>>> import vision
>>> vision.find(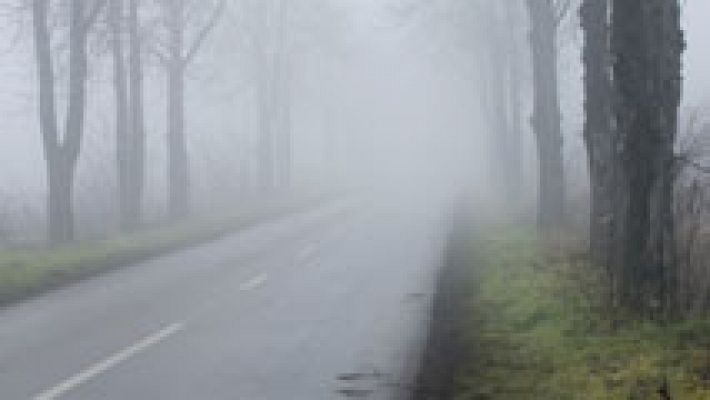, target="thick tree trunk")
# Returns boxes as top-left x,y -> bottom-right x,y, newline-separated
47,157 -> 76,243
581,0 -> 617,270
33,0 -> 94,245
611,0 -> 683,315
526,0 -> 566,231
